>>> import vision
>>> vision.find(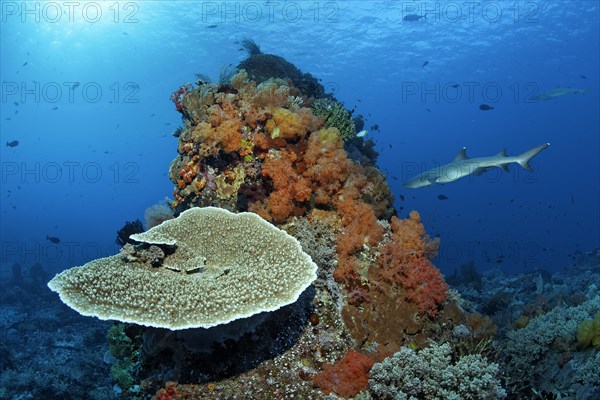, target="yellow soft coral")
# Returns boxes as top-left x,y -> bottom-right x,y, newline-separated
266,108 -> 306,140
577,311 -> 600,349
